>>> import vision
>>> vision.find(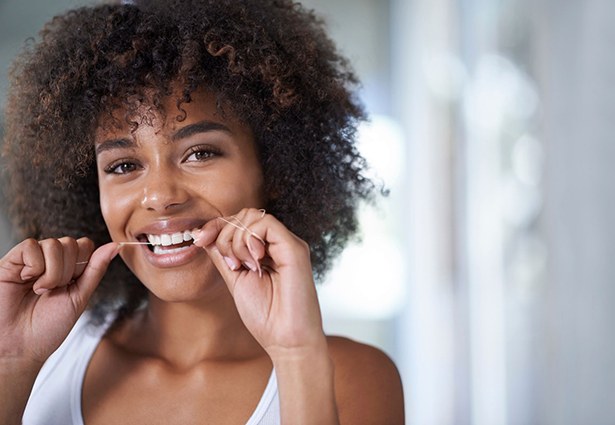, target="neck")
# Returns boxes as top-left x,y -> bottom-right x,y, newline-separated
114,285 -> 266,369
